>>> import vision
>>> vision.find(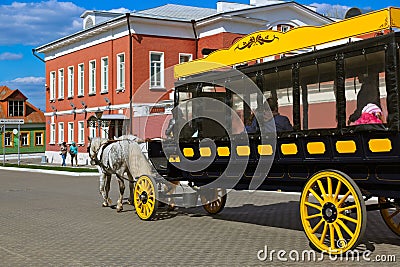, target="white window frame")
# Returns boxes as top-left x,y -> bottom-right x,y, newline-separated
58,122 -> 64,144
89,125 -> 96,138
49,71 -> 56,101
89,60 -> 96,95
35,132 -> 43,146
50,123 -> 56,144
20,132 -> 29,146
281,25 -> 290,32
179,53 -> 192,64
117,53 -> 125,90
101,126 -> 108,139
78,121 -> 85,144
150,51 -> 164,89
58,68 -> 64,99
67,66 -> 74,98
78,63 -> 84,96
67,122 -> 74,144
101,57 -> 109,93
